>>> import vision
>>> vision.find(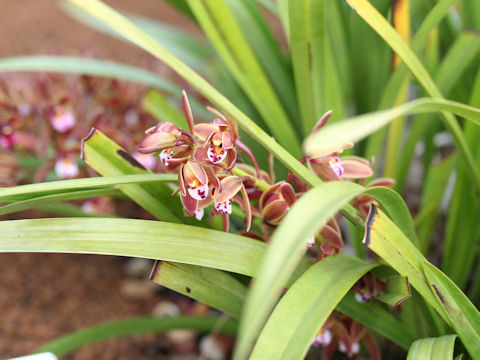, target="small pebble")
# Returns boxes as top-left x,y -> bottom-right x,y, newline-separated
151,301 -> 181,317
199,335 -> 225,360
120,279 -> 157,300
167,330 -> 196,345
125,258 -> 153,278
